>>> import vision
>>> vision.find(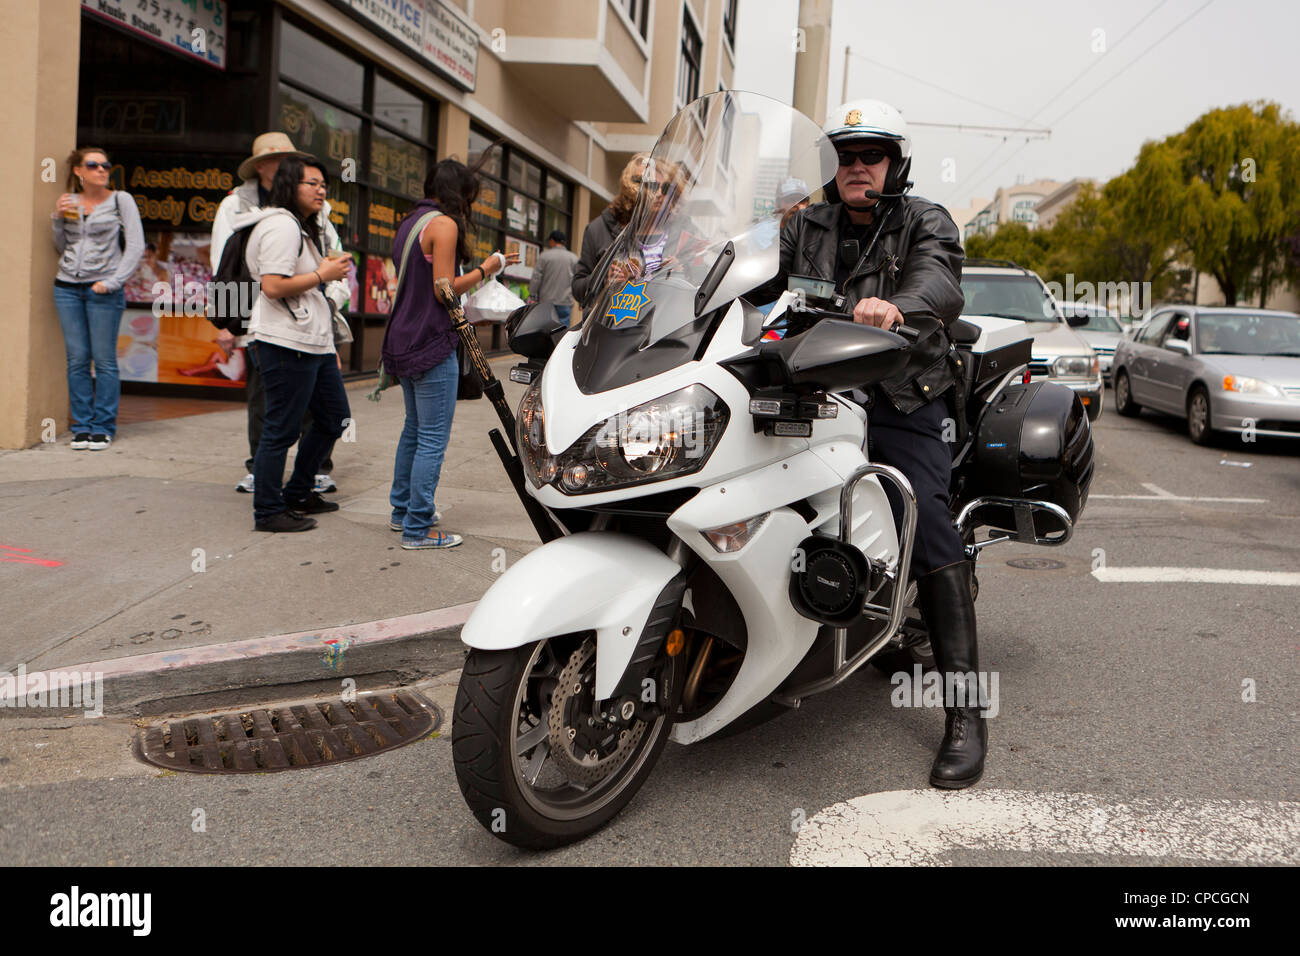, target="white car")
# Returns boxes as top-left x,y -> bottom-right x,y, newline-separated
960,260 -> 1104,420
